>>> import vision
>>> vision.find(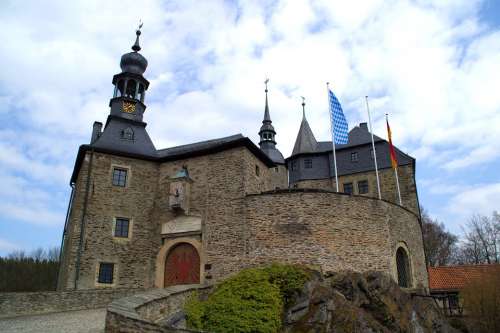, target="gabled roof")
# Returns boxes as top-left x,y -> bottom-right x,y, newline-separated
70,133 -> 275,184
428,264 -> 500,291
292,117 -> 318,155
